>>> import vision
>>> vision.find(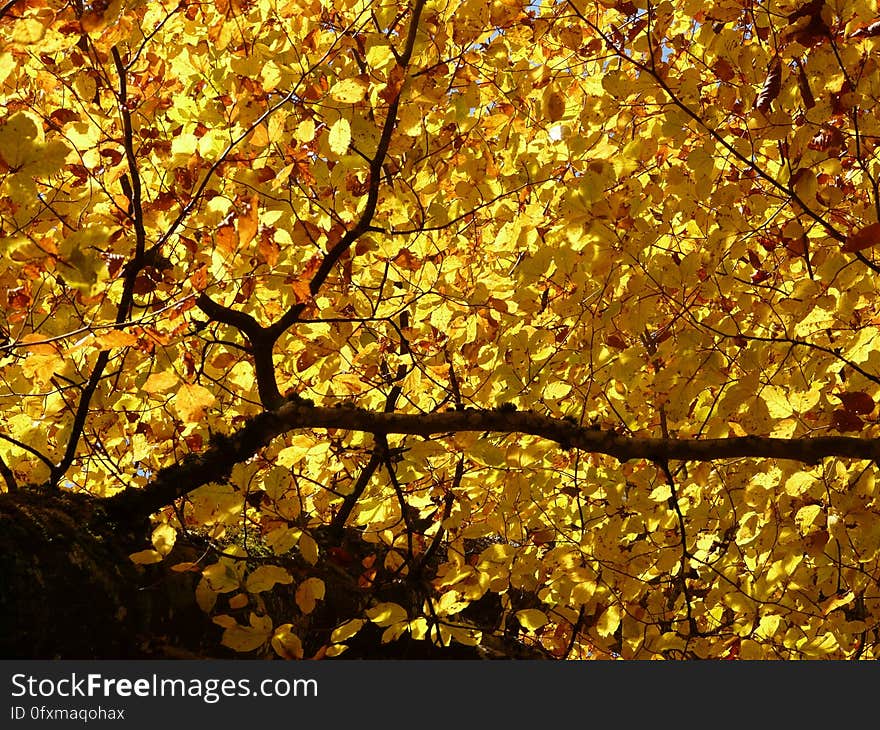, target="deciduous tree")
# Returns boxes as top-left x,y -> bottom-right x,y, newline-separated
2,0 -> 880,659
